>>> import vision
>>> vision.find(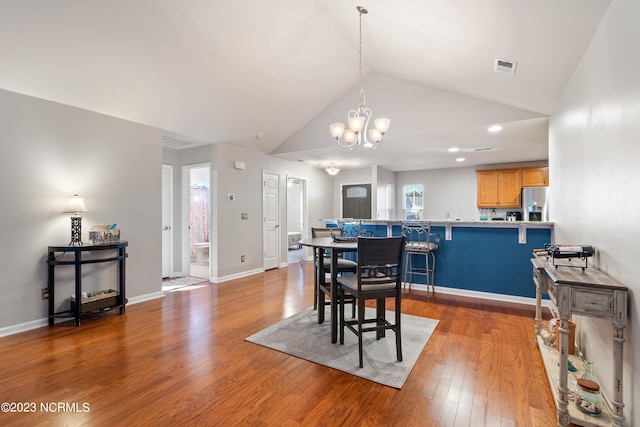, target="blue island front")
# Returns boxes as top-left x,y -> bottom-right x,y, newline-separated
324,220 -> 553,300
